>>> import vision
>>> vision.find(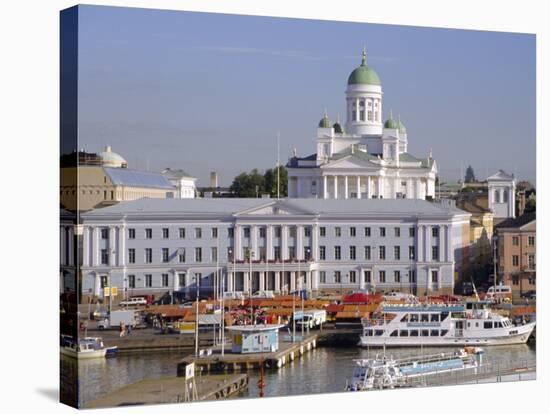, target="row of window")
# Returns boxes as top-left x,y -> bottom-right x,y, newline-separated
100,273 -> 202,289
320,245 -> 440,261
510,254 -> 536,268
511,235 -> 536,246
364,329 -> 449,337
319,269 -> 430,284
99,225 -> 441,241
